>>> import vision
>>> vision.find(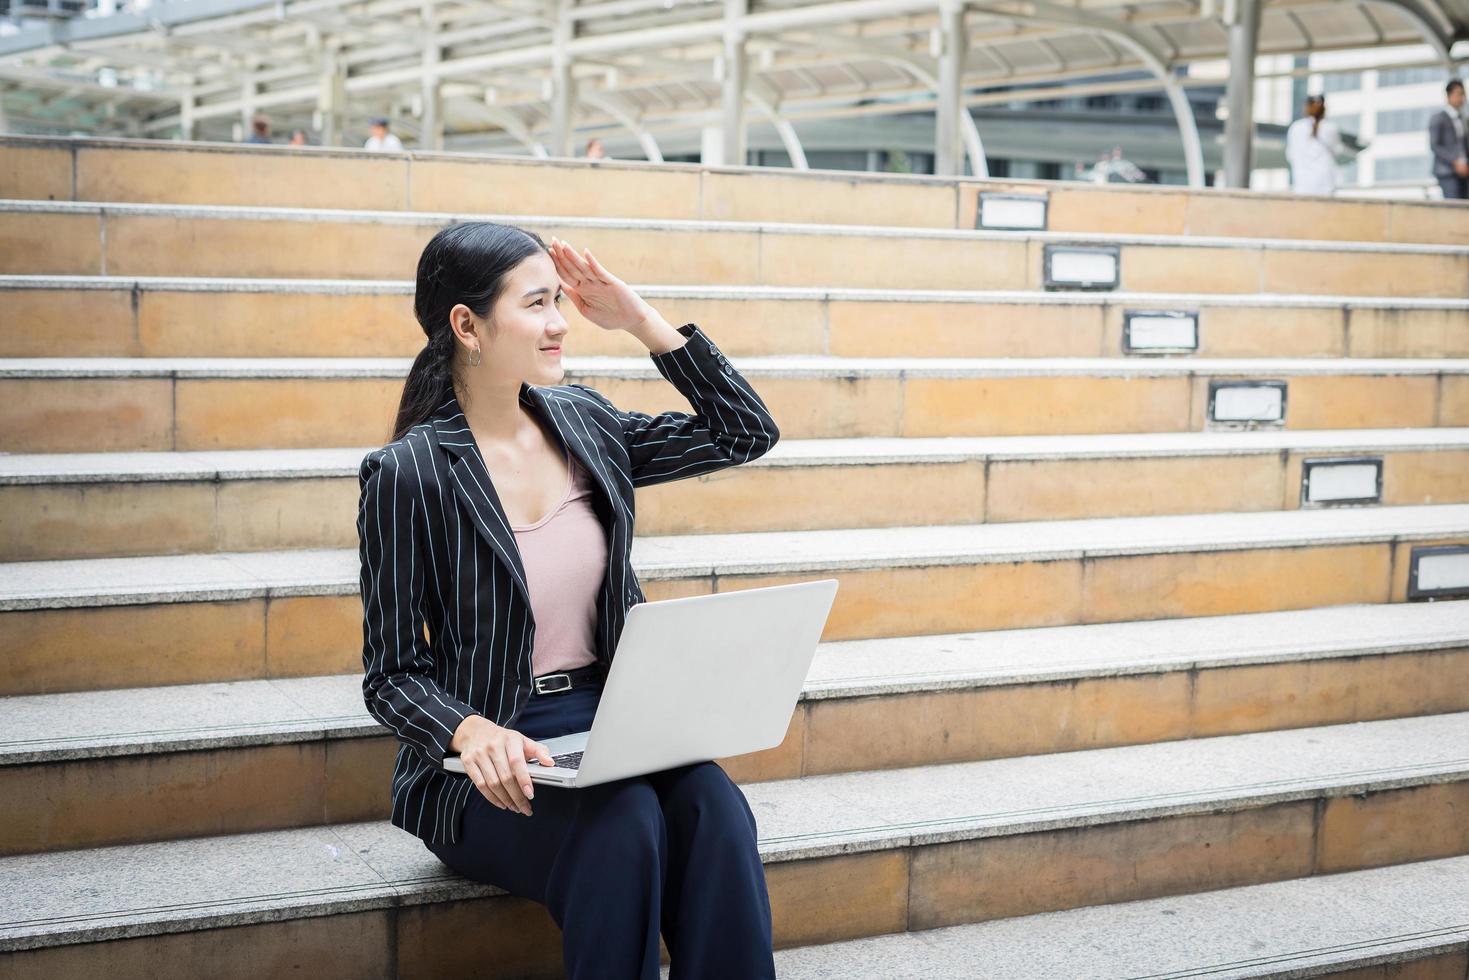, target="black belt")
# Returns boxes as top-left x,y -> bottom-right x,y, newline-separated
531,663 -> 605,696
